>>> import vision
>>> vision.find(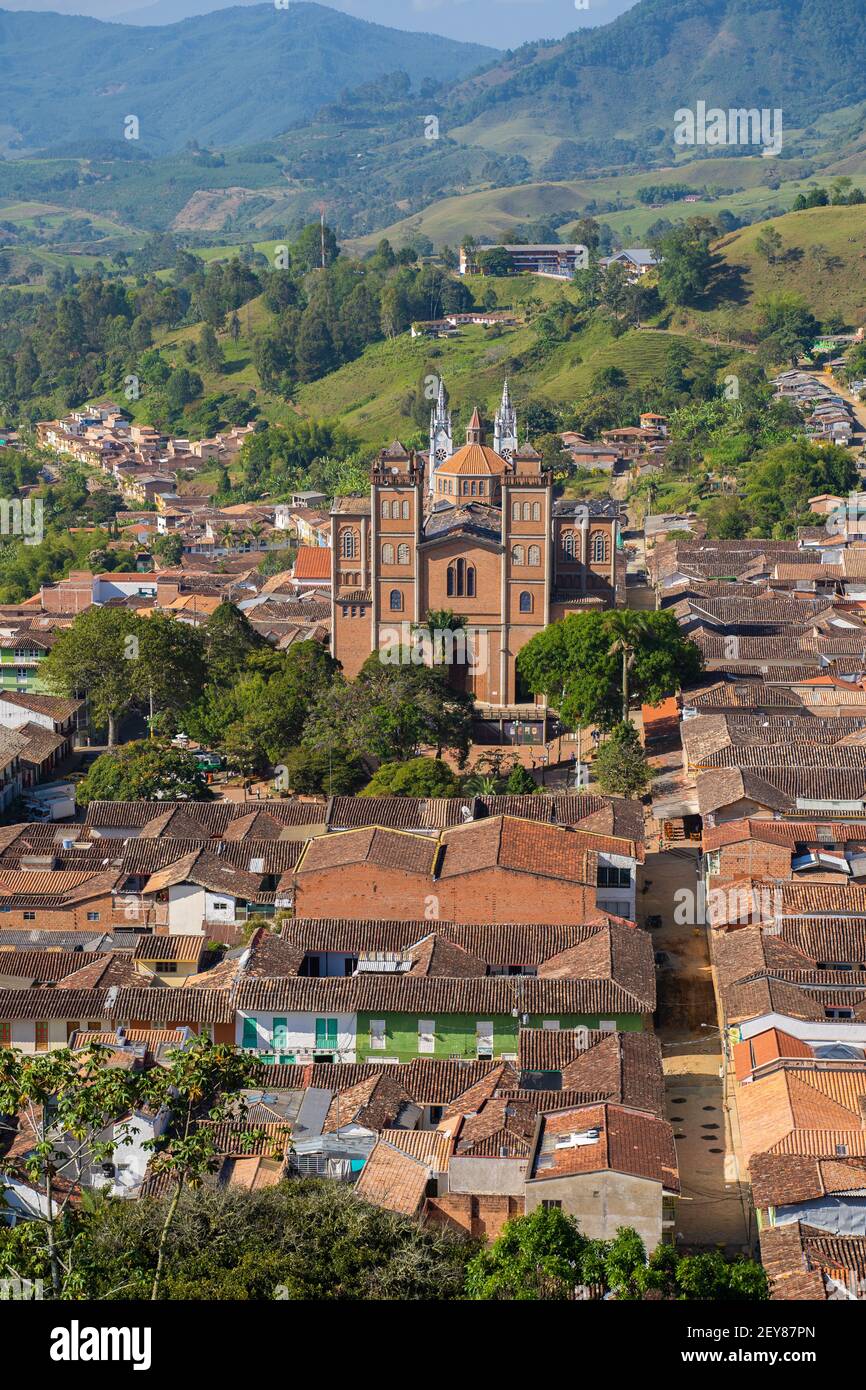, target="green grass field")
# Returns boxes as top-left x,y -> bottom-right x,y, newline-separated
677,202 -> 866,336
